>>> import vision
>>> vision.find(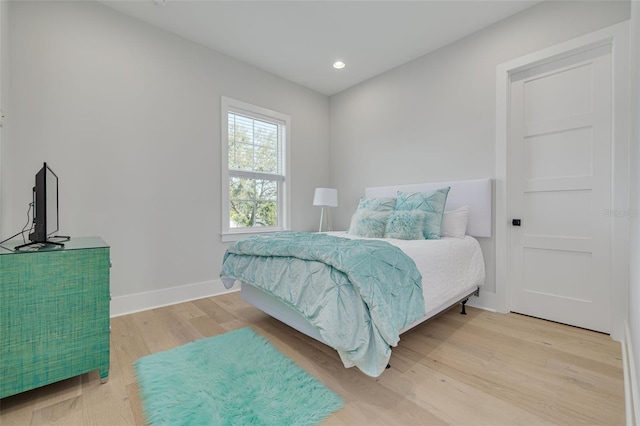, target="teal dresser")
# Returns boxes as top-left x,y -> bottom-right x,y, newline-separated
0,237 -> 110,399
